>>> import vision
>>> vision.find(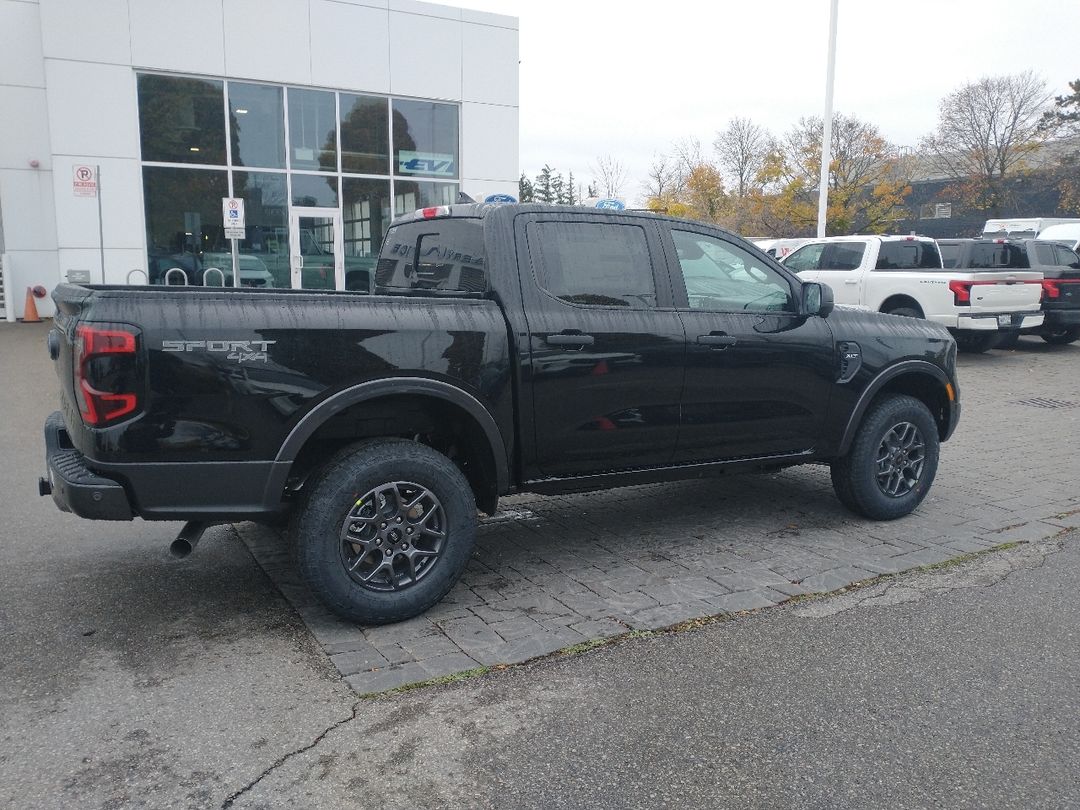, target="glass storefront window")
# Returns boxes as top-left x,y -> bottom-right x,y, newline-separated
138,75 -> 226,165
291,174 -> 338,207
340,94 -> 389,175
342,179 -> 391,291
393,180 -> 457,216
230,172 -> 289,288
392,100 -> 459,178
229,83 -> 285,169
288,88 -> 336,172
142,167 -> 229,284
